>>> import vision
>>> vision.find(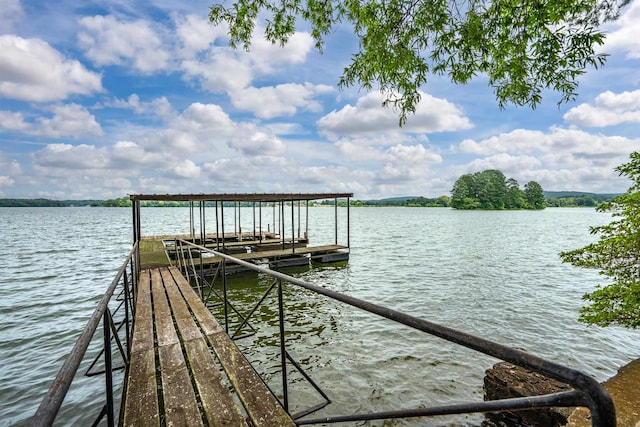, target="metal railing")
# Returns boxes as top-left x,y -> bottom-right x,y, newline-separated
174,239 -> 616,426
29,243 -> 138,427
